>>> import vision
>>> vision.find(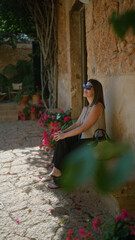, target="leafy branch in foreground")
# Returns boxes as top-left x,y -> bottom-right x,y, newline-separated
109,10 -> 135,39
61,141 -> 134,193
